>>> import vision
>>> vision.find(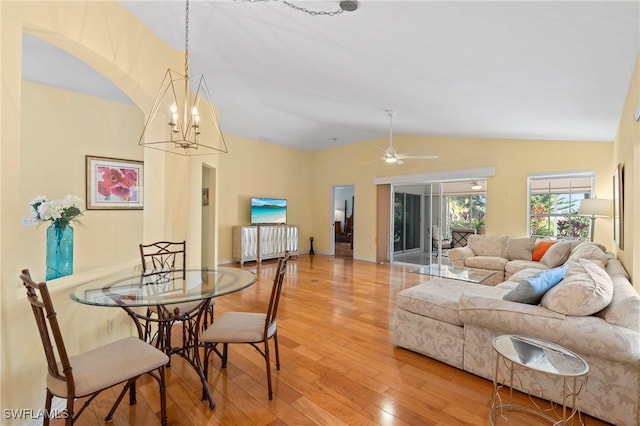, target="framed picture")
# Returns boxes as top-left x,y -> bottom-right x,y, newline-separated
613,163 -> 624,249
86,156 -> 144,210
